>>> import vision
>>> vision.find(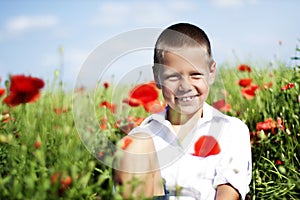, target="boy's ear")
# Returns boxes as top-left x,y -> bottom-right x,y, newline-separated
208,61 -> 216,85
